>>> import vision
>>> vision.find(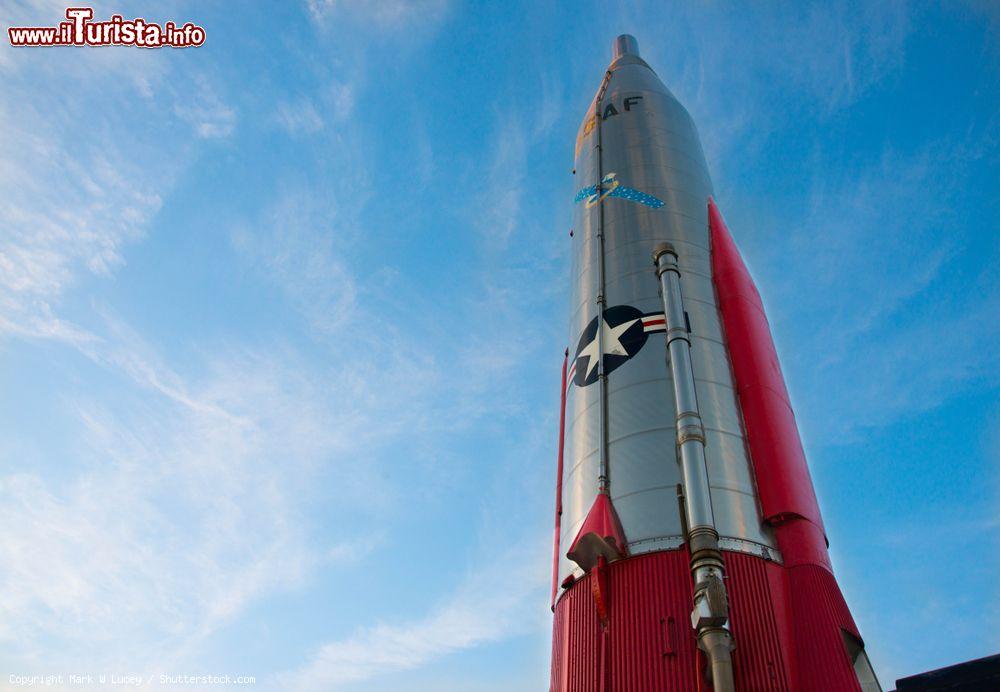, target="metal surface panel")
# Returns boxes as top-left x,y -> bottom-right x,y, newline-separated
681,299 -> 726,344
607,380 -> 674,437
702,436 -> 757,498
604,255 -> 715,298
696,381 -> 745,437
612,485 -> 684,547
689,337 -> 740,388
599,193 -> 712,244
564,390 -> 599,450
558,40 -> 775,592
709,487 -> 771,545
560,454 -> 600,538
606,429 -> 680,499
601,235 -> 714,276
604,256 -> 716,307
